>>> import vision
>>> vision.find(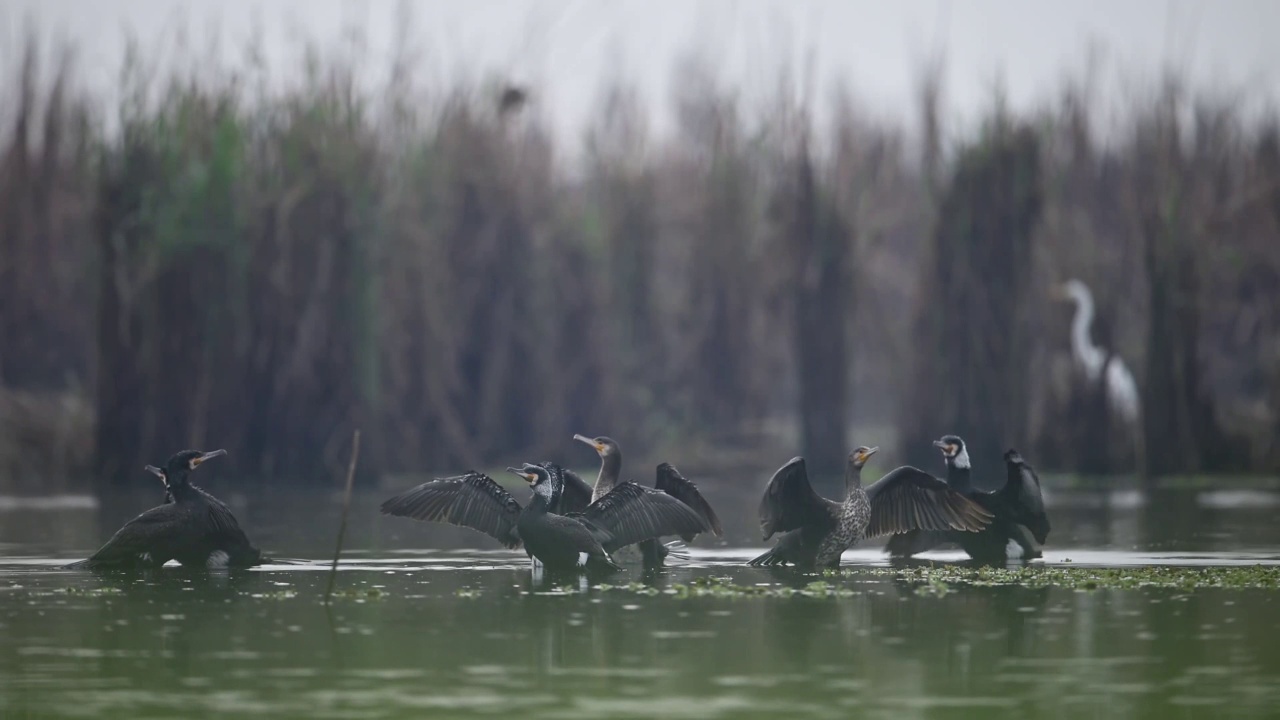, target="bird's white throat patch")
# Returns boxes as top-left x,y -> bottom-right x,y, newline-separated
952,448 -> 971,470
